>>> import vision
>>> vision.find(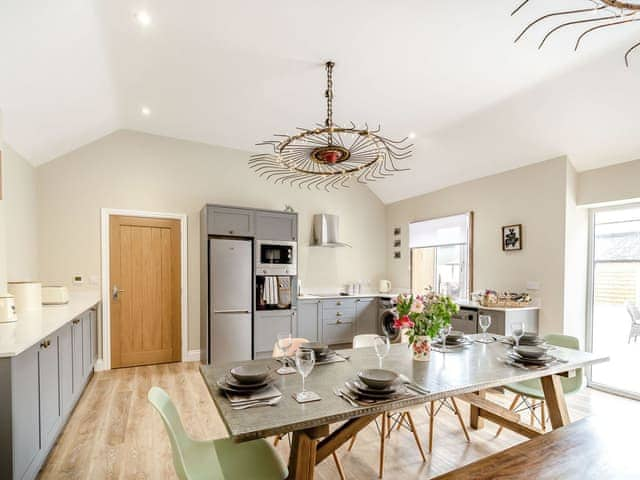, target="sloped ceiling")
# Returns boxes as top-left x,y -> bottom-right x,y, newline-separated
1,0 -> 640,203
